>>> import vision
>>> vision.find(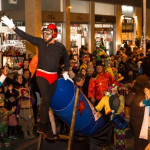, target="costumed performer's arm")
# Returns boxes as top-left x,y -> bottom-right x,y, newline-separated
0,107 -> 16,119
16,103 -> 21,115
105,67 -> 114,77
88,77 -> 96,103
139,99 -> 150,107
1,16 -> 40,47
125,90 -> 135,106
61,45 -> 69,72
95,96 -> 111,114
